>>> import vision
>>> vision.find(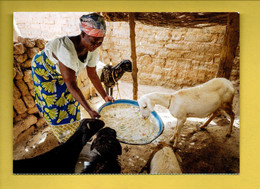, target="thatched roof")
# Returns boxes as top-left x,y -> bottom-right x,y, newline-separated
102,12 -> 230,28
